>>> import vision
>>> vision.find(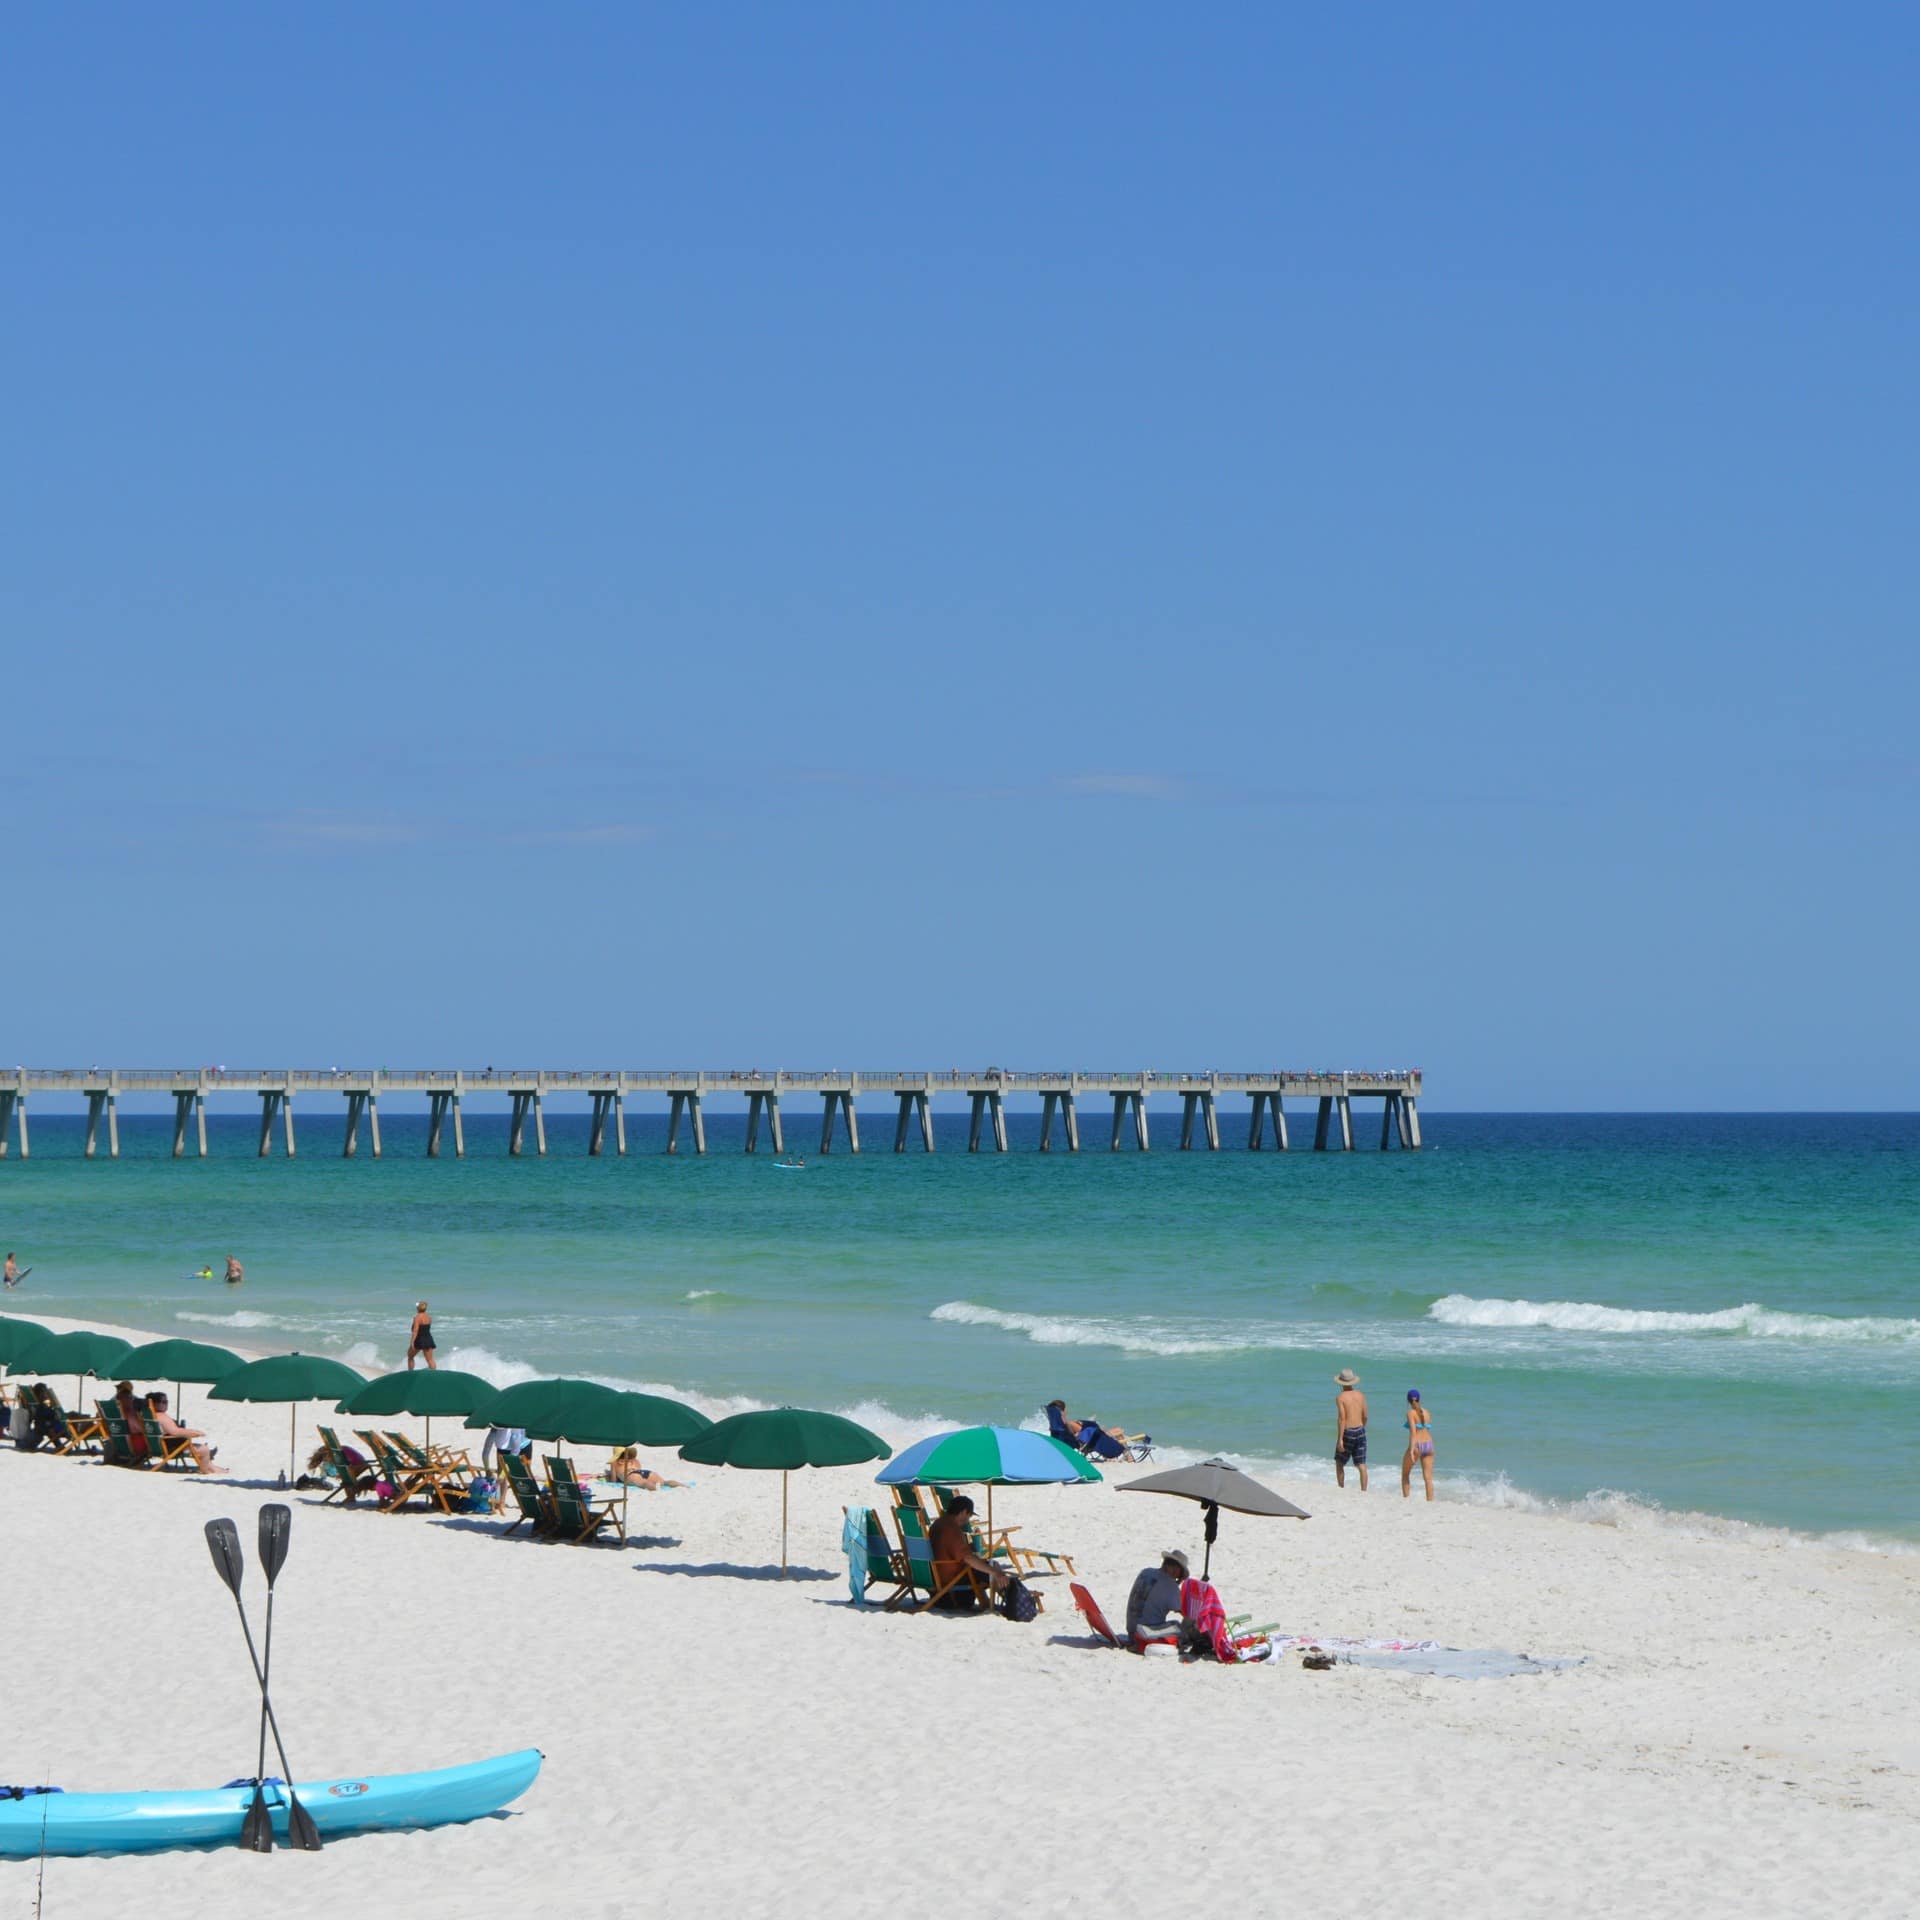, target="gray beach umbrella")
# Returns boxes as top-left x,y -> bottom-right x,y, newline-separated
1115,1457 -> 1309,1577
